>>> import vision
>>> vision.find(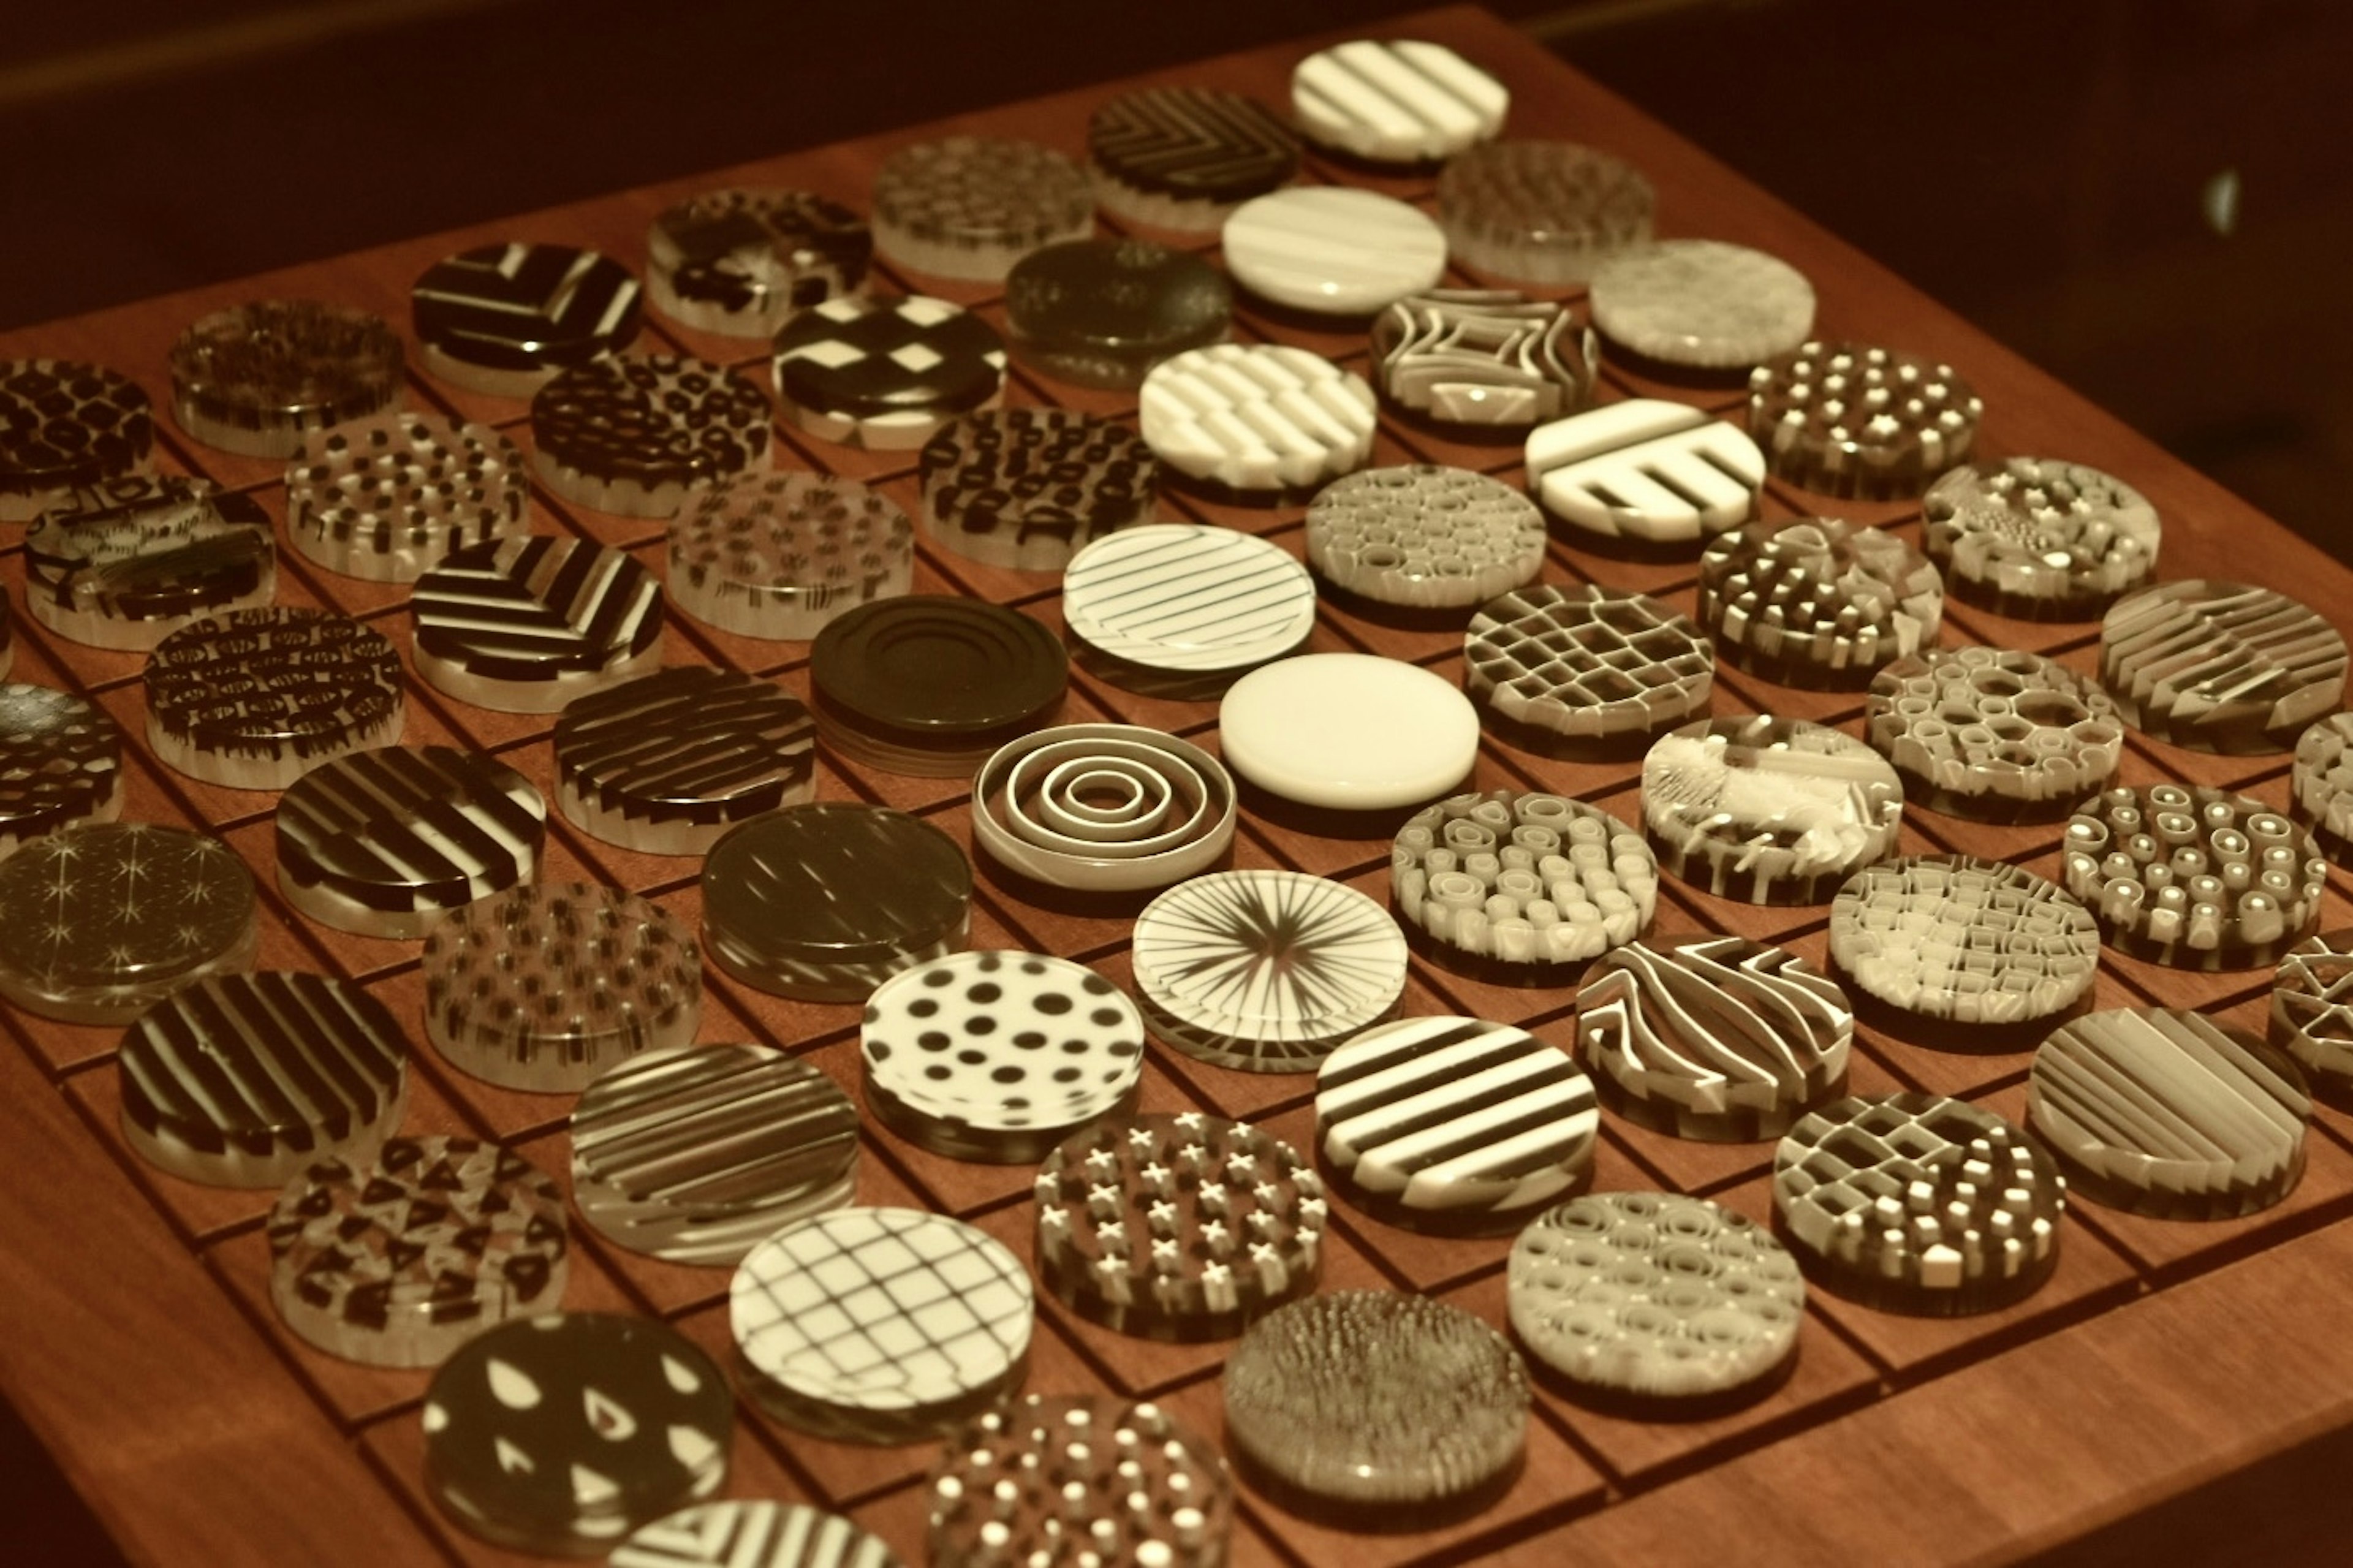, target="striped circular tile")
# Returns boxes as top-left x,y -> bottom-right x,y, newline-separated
2099,580 -> 2347,756
572,1044 -> 859,1267
411,534 -> 665,714
1061,524 -> 1314,697
1137,344 -> 1376,498
1088,86 -> 1300,233
616,1502 -> 902,1568
1290,38 -> 1508,165
553,665 -> 816,857
1315,1016 -> 1596,1233
1221,187 -> 1447,316
410,241 -> 643,398
119,971 -> 409,1189
275,744 -> 547,940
